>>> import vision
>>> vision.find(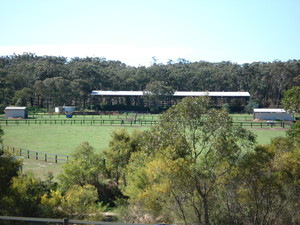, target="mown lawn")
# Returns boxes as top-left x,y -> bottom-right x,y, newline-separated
2,125 -> 147,155
252,128 -> 287,144
1,124 -> 288,180
2,124 -> 287,155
